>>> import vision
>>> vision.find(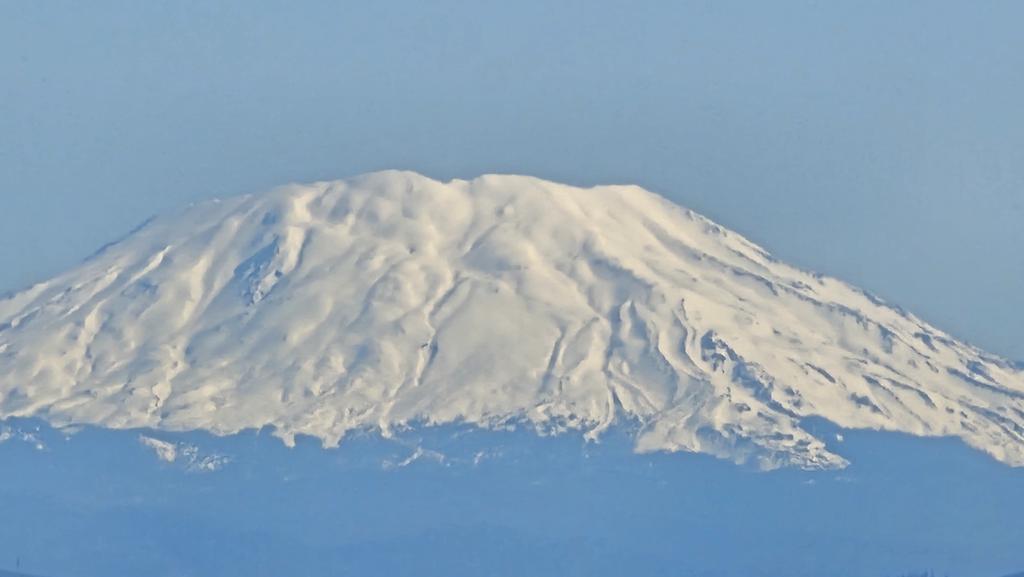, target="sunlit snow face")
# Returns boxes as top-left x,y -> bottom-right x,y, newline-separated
1,171 -> 1023,471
